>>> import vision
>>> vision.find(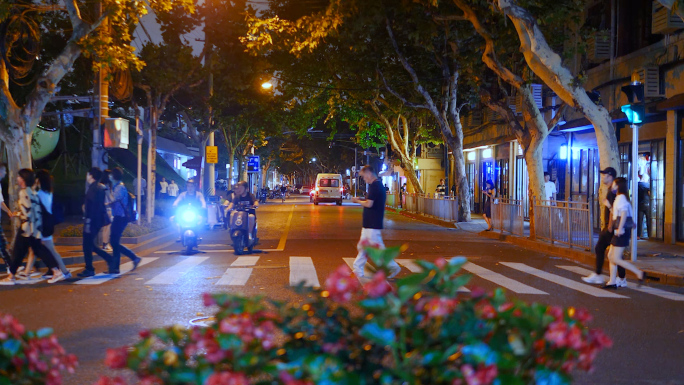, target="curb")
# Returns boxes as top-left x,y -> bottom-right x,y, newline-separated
386,207 -> 458,229
478,230 -> 684,287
